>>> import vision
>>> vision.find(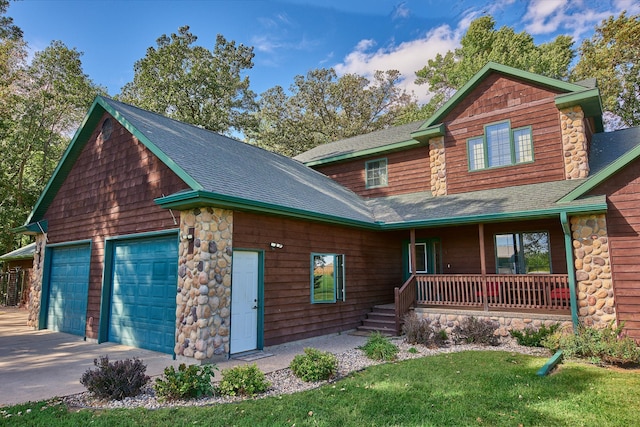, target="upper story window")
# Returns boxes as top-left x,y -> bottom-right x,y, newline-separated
365,158 -> 388,188
468,121 -> 533,171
